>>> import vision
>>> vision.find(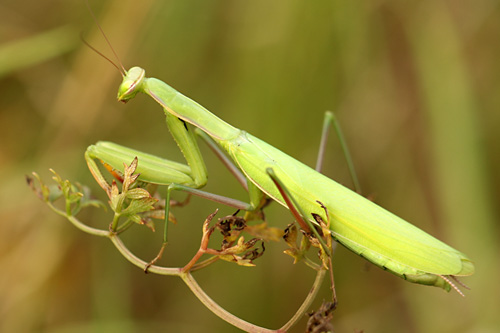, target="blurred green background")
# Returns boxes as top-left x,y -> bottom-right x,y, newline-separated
1,0 -> 498,332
